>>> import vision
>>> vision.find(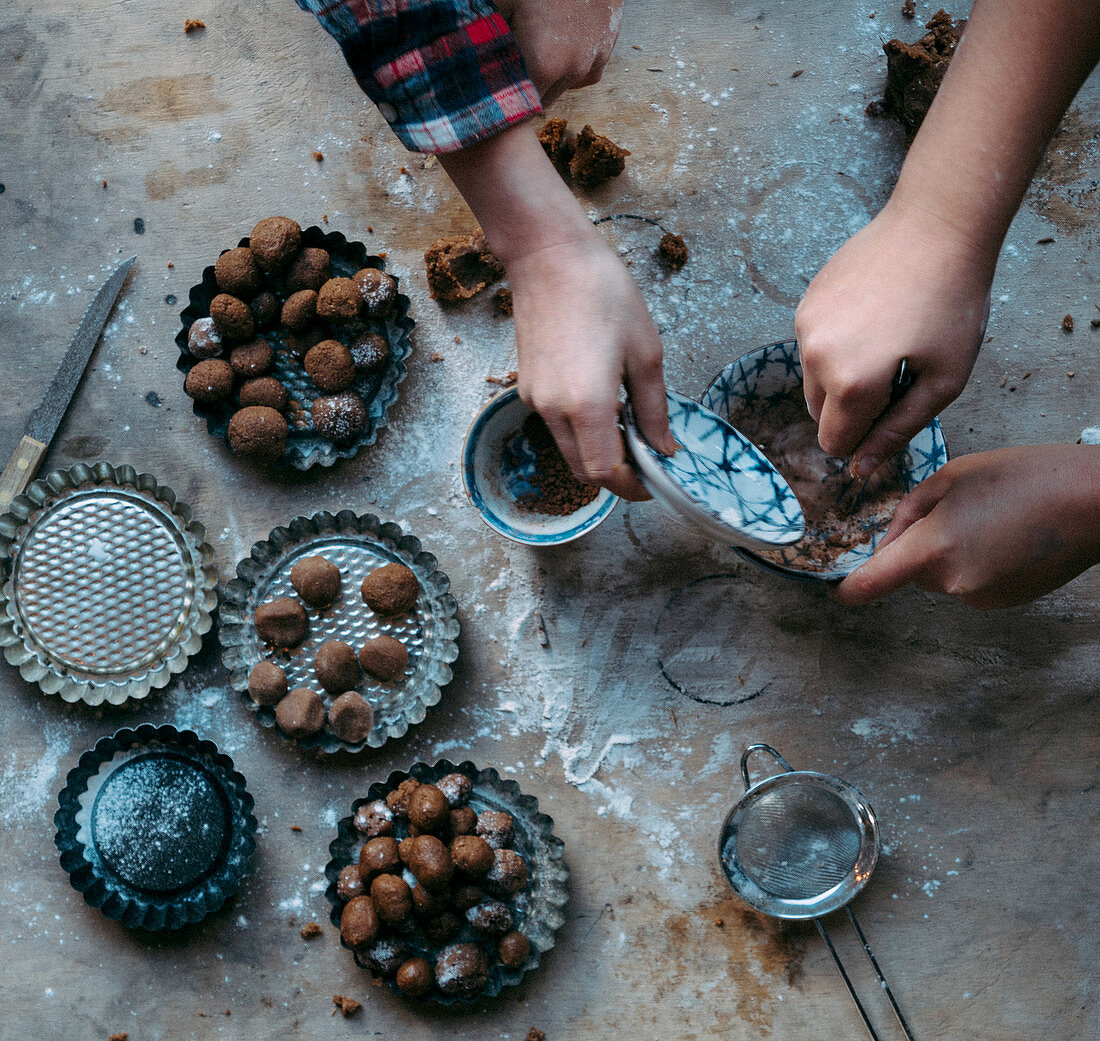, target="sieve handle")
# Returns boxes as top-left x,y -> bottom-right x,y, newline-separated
740,743 -> 794,791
